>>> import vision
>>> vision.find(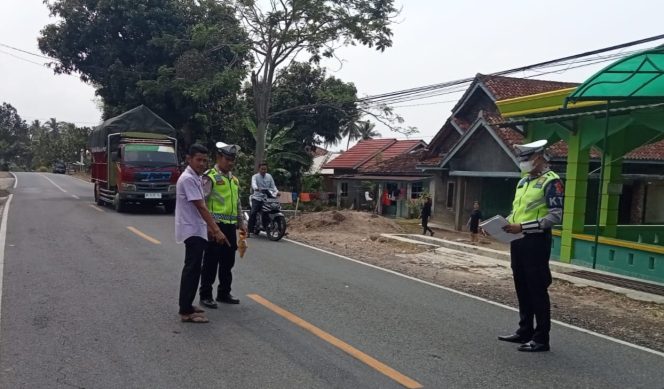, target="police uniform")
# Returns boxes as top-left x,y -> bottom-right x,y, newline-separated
501,140 -> 564,351
199,143 -> 245,306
